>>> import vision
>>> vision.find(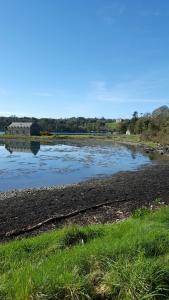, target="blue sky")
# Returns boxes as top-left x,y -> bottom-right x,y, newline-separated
0,0 -> 169,118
